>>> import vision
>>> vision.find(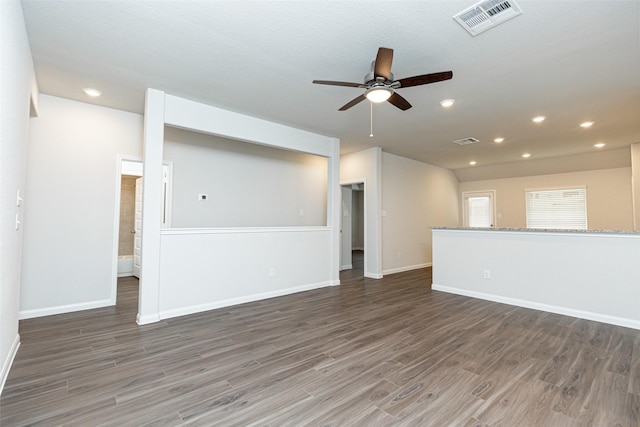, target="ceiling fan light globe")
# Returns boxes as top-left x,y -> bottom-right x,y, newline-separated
366,87 -> 393,103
